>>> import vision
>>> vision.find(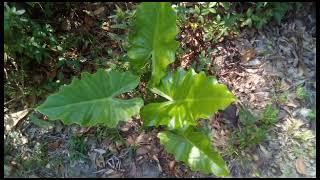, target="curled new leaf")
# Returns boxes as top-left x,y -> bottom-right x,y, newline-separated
128,2 -> 179,86
141,68 -> 235,129
158,127 -> 229,177
37,69 -> 143,127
